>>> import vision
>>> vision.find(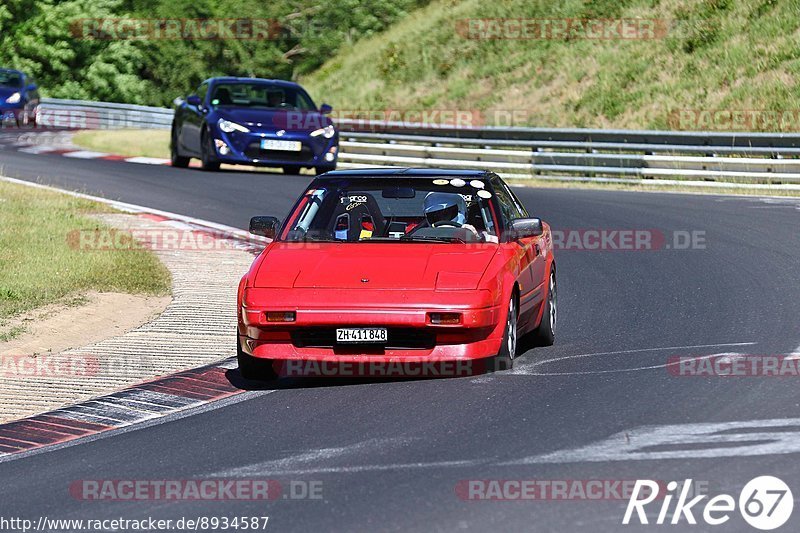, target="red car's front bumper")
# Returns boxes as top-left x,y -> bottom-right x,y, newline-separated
238,288 -> 506,363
